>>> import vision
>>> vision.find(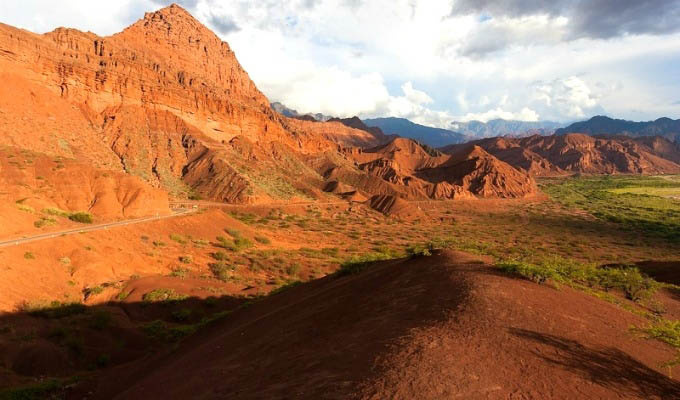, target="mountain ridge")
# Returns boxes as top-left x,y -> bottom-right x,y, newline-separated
556,115 -> 680,142
363,117 -> 468,147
